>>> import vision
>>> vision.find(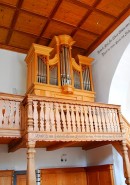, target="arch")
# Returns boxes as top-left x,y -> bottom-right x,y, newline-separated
109,43 -> 130,122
